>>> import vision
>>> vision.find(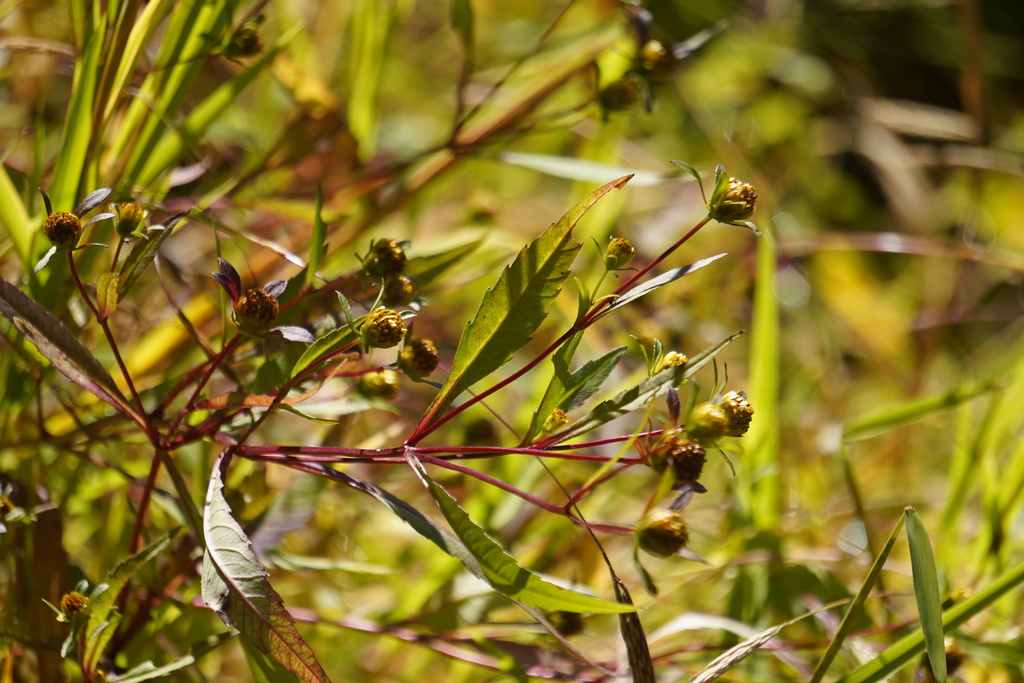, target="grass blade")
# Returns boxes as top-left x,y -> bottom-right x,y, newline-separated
905,506 -> 946,682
